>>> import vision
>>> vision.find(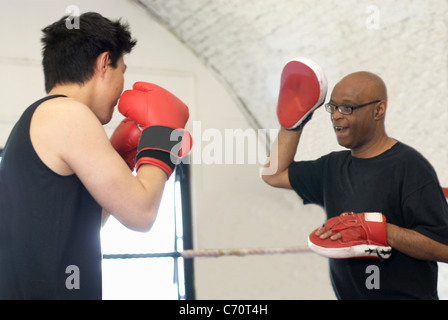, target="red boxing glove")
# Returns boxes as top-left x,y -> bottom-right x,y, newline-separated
308,212 -> 392,260
118,82 -> 192,178
277,57 -> 328,130
110,118 -> 141,169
